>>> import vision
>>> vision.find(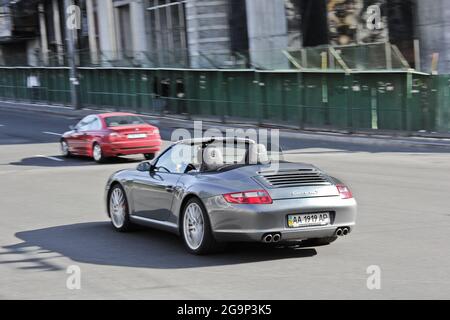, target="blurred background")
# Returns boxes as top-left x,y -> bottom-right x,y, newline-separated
0,0 -> 449,134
